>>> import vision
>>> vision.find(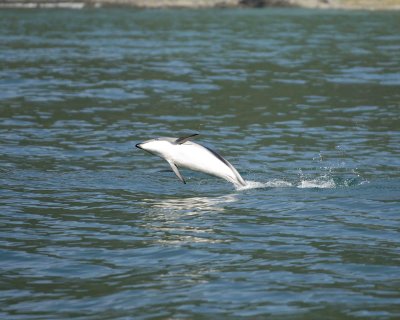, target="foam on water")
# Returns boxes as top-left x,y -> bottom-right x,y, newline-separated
236,179 -> 293,191
297,177 -> 336,189
237,173 -> 367,191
